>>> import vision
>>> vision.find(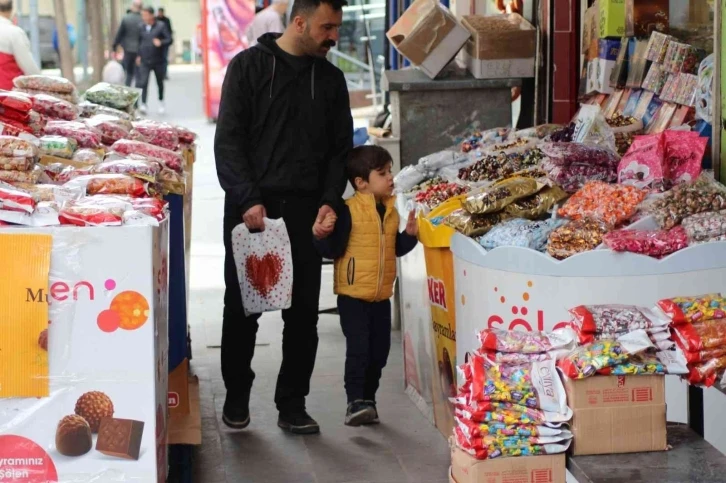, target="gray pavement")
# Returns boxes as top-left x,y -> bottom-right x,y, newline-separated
159,66 -> 451,483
